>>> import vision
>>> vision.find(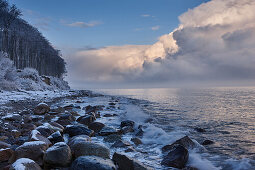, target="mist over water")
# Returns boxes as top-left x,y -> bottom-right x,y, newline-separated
96,87 -> 255,169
